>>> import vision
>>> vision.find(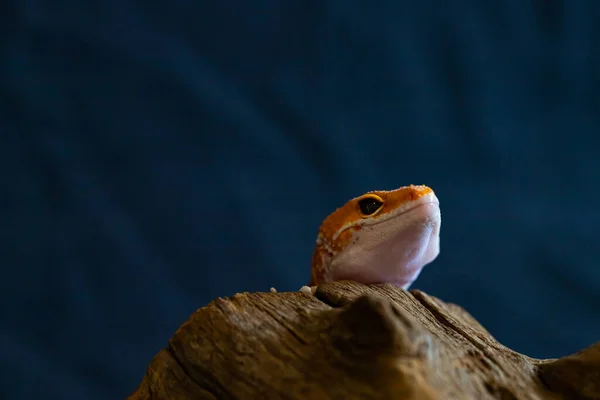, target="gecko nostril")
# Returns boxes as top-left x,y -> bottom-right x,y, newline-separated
358,196 -> 383,216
